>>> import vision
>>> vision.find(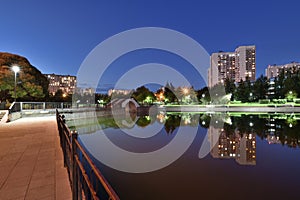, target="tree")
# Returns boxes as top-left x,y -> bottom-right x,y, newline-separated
283,75 -> 298,98
224,78 -> 236,101
95,93 -> 111,104
285,90 -> 297,102
0,52 -> 49,102
274,70 -> 285,99
164,82 -> 178,103
132,86 -> 155,104
235,79 -> 250,102
197,87 -> 210,104
53,89 -> 64,102
176,86 -> 198,104
224,78 -> 236,95
155,88 -> 165,102
209,83 -> 226,104
253,75 -> 268,100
